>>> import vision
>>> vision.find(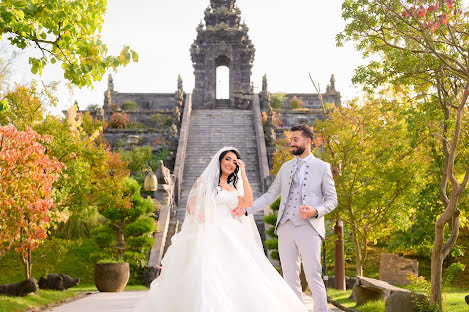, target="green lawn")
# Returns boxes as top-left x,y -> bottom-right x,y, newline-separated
327,287 -> 469,312
0,284 -> 148,312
